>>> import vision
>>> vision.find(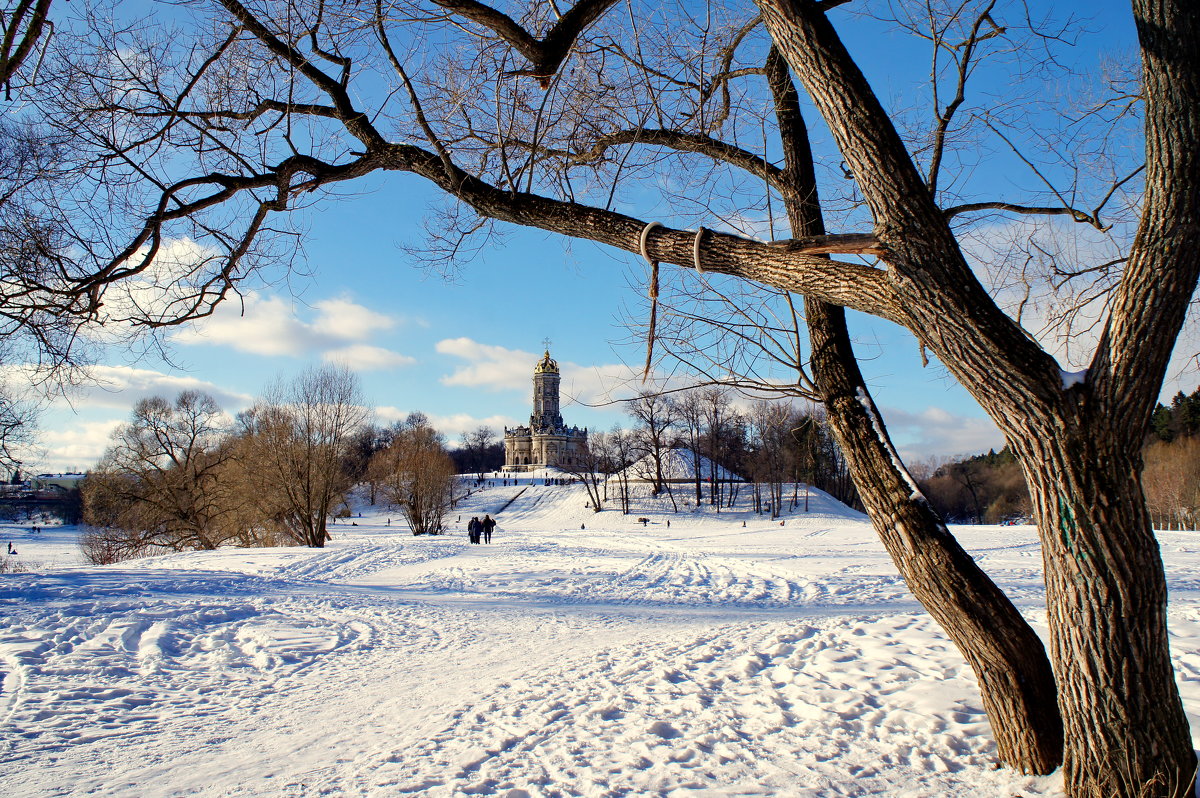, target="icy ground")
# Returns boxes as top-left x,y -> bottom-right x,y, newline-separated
5,478 -> 1200,797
